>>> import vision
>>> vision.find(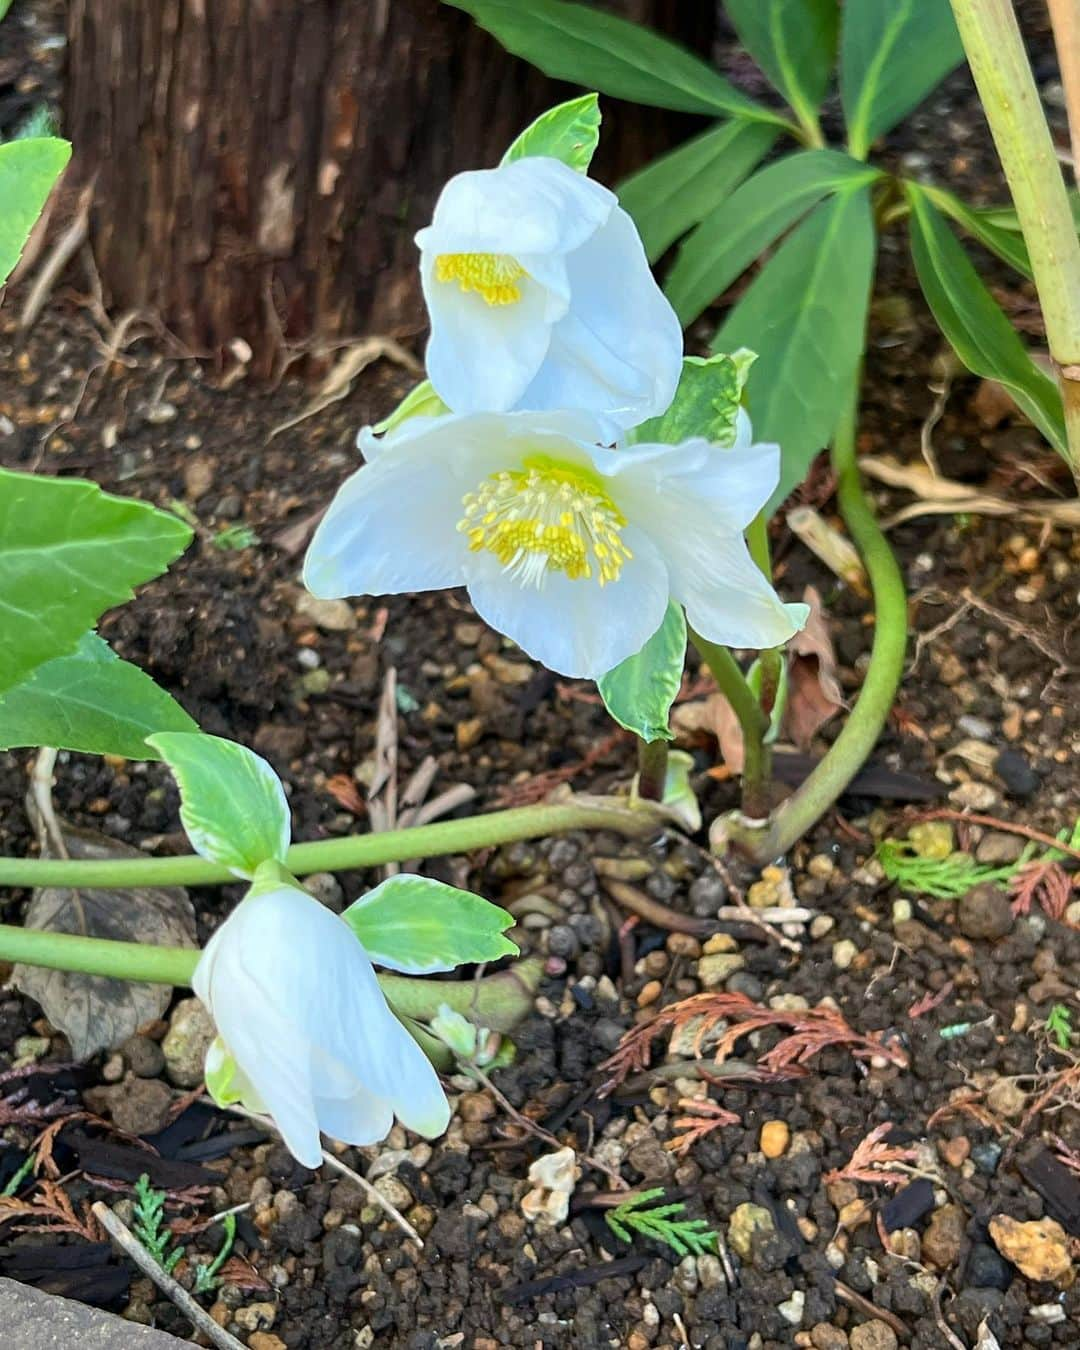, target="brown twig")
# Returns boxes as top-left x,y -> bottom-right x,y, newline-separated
833,1281 -> 910,1340
601,878 -> 715,937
